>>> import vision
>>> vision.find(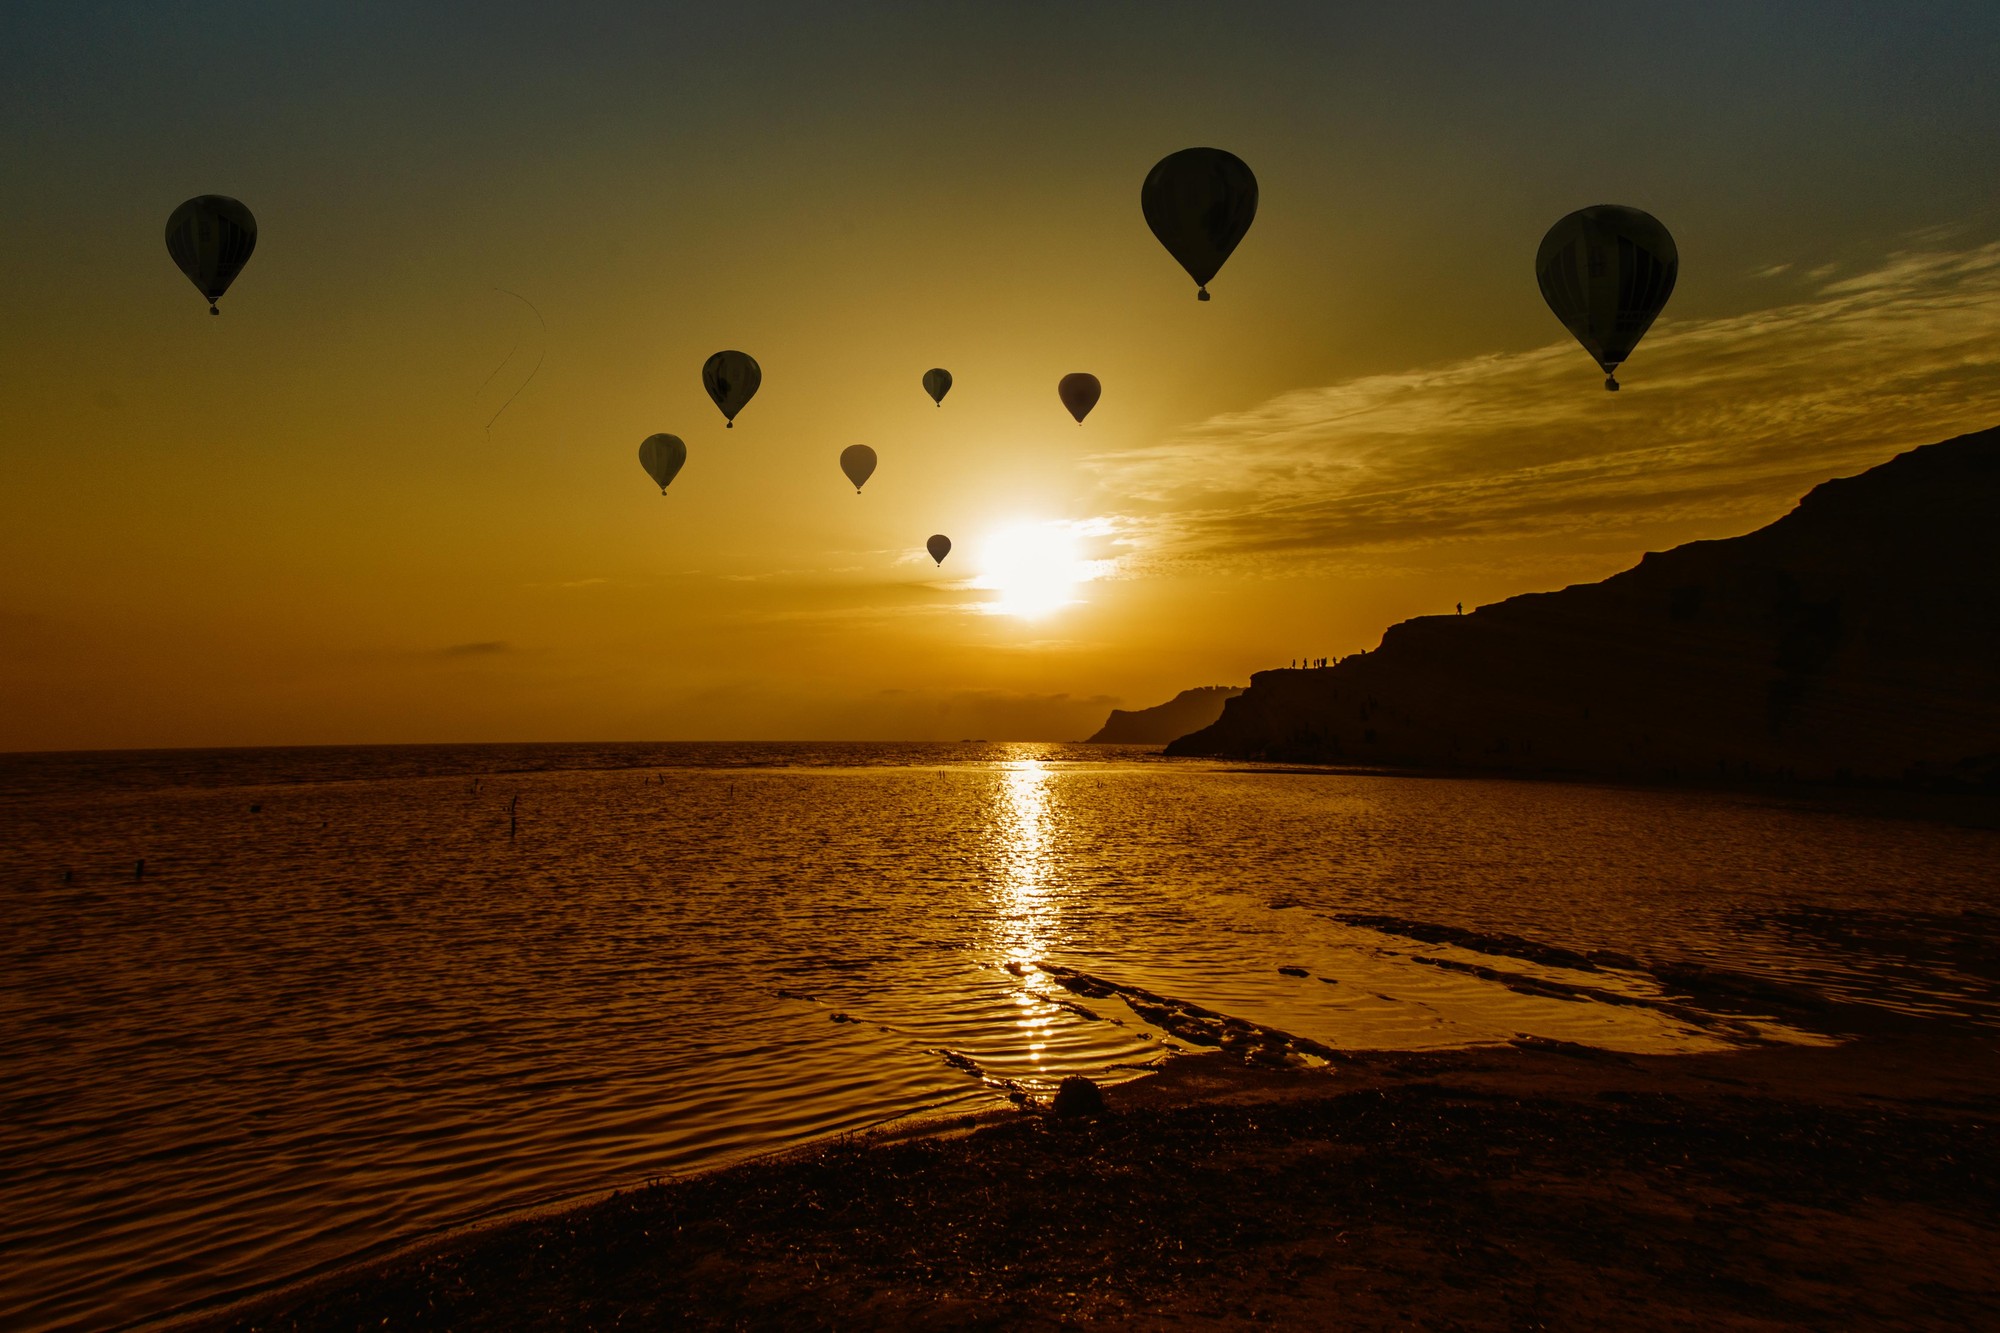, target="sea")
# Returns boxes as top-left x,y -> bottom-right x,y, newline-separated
2,742 -> 1997,1331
